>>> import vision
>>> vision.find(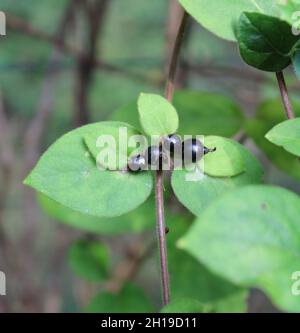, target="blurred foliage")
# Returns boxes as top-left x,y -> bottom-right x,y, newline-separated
2,0 -> 300,314
246,98 -> 300,180
265,118 -> 300,156
168,217 -> 248,312
68,239 -> 109,282
172,141 -> 263,216
110,90 -> 244,137
85,283 -> 154,313
161,298 -> 206,313
179,185 -> 300,312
